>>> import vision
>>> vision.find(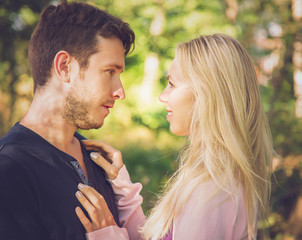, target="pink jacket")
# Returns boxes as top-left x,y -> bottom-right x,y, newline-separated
86,165 -> 250,240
